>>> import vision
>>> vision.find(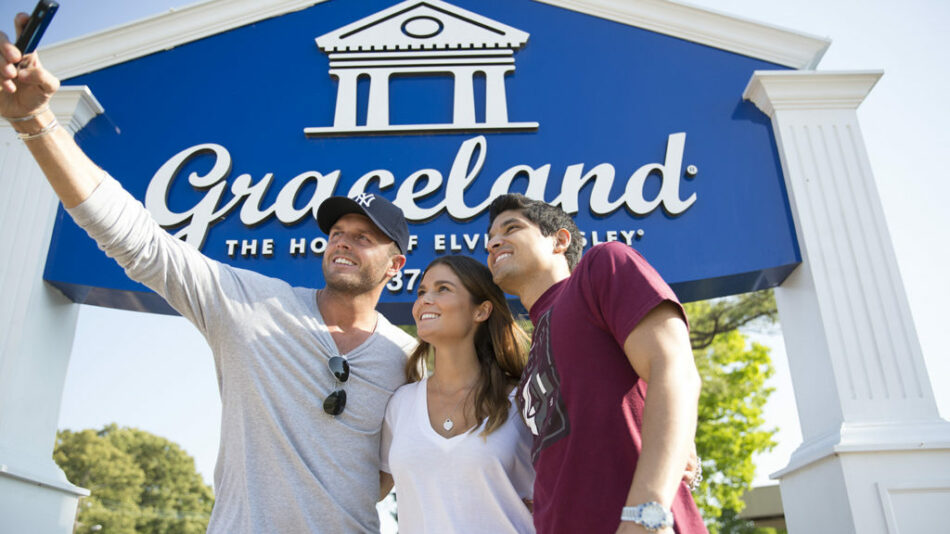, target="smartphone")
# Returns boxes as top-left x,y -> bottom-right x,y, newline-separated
15,0 -> 59,55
